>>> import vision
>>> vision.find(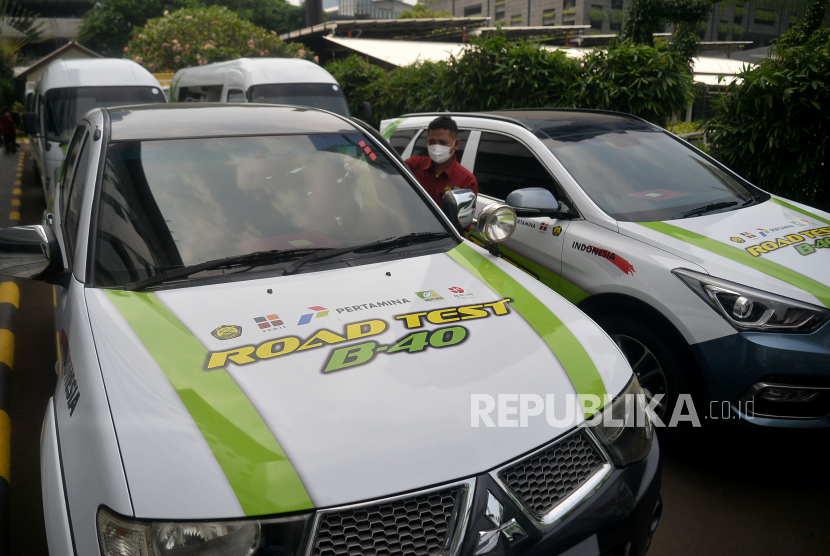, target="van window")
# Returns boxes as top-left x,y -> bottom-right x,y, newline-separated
474,132 -> 558,200
388,129 -> 418,155
45,86 -> 165,144
227,89 -> 245,102
248,83 -> 350,117
178,85 -> 223,102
